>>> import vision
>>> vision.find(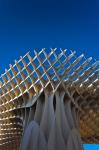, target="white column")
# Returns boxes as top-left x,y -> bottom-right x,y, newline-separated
20,89 -> 84,150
